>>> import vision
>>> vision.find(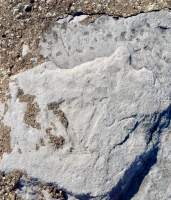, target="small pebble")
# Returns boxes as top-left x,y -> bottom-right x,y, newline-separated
45,12 -> 52,17
25,5 -> 32,12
